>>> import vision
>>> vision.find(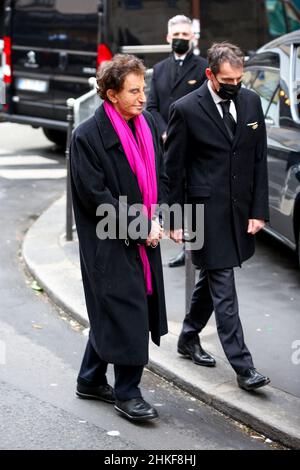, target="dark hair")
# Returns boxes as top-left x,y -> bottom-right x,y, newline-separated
207,42 -> 244,75
96,54 -> 146,100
